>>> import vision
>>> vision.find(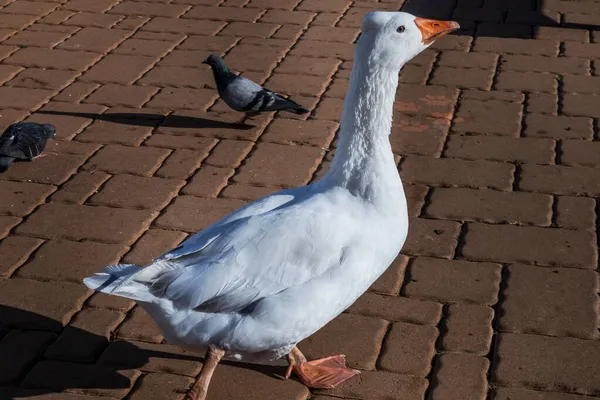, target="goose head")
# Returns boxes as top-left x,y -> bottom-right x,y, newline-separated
358,11 -> 459,71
